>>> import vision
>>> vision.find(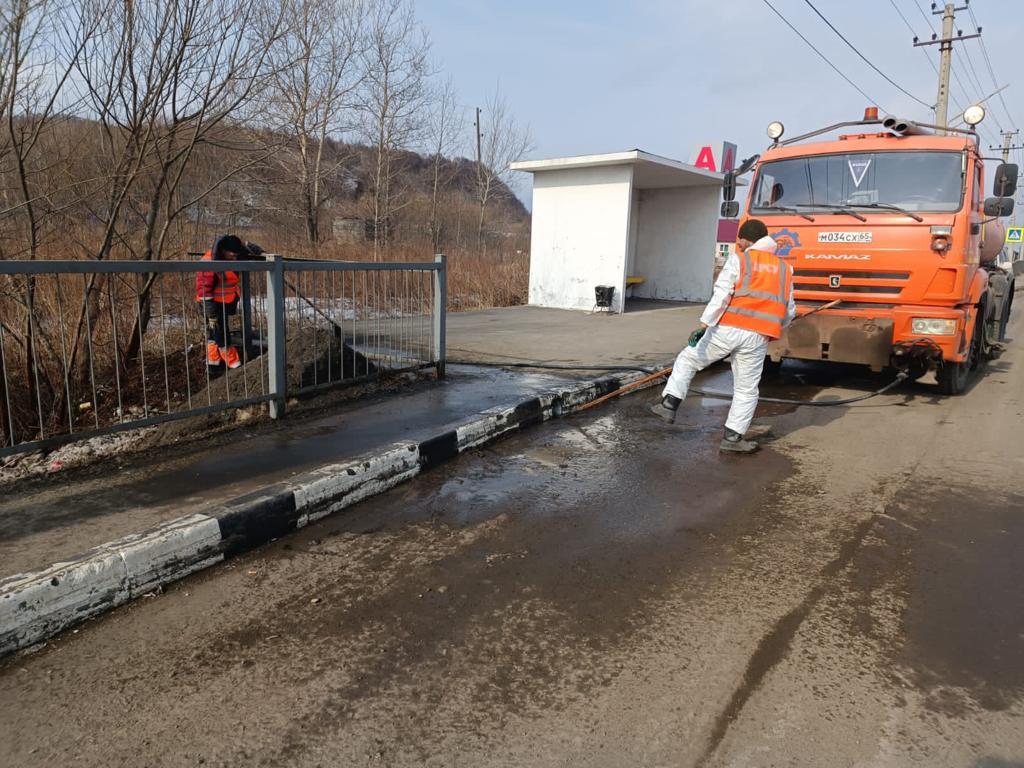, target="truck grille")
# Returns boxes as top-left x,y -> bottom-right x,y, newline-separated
792,269 -> 910,297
